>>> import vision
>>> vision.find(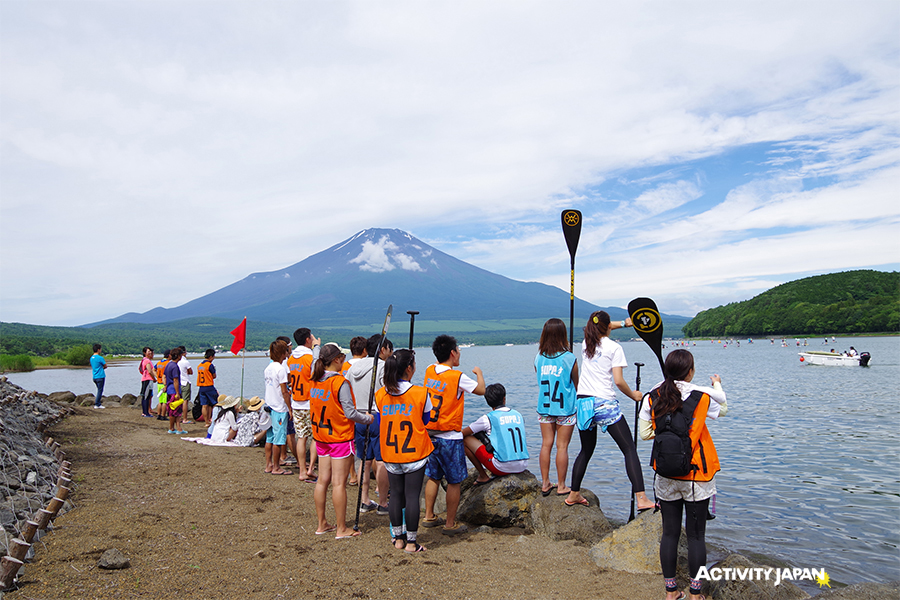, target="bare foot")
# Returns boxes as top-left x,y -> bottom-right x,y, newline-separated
394,538 -> 406,550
